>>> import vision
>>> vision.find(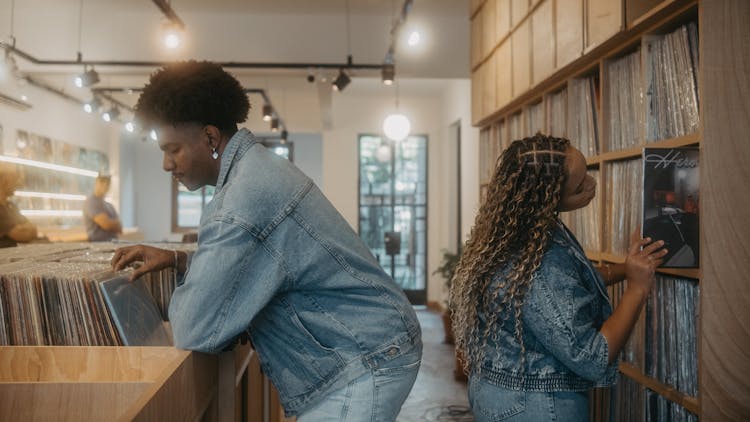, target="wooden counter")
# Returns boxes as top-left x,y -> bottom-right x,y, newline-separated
0,344 -> 288,421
